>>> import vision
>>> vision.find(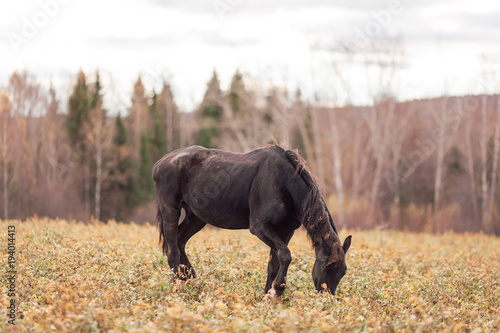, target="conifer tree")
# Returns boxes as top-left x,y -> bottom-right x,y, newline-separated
157,83 -> 179,153
196,70 -> 224,148
228,69 -> 246,117
67,71 -> 93,218
131,132 -> 154,205
115,113 -> 127,146
127,77 -> 150,153
149,91 -> 168,162
103,112 -> 134,221
67,71 -> 90,147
